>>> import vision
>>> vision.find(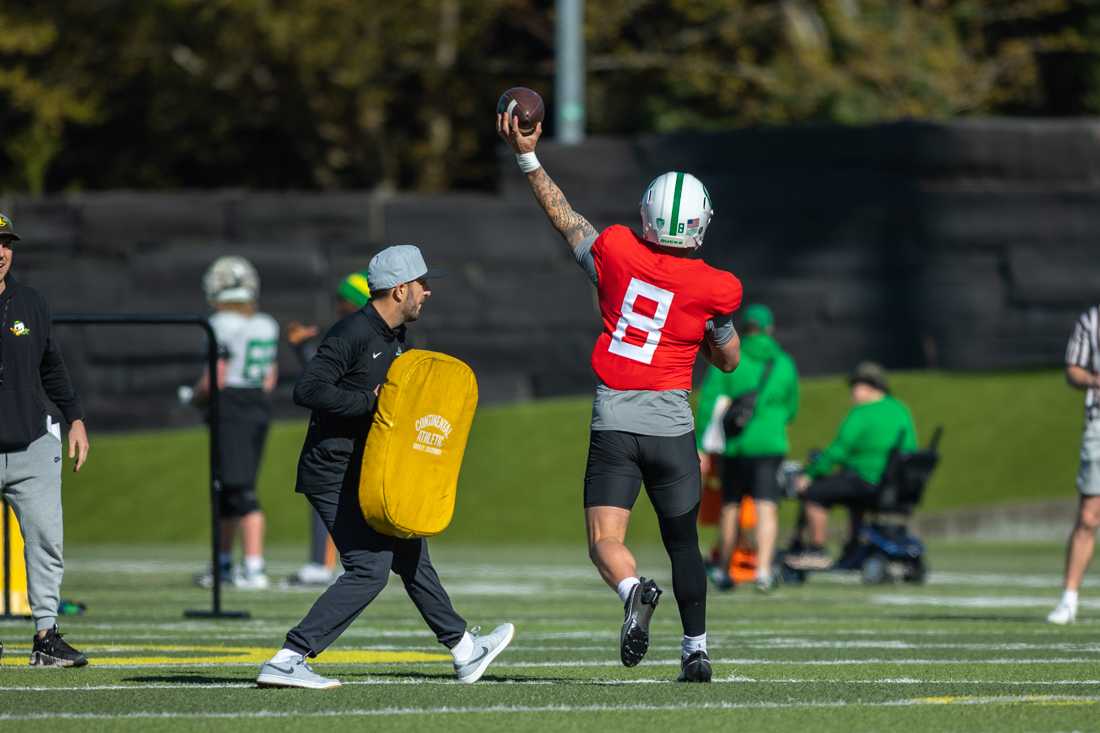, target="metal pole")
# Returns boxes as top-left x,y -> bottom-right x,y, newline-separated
556,0 -> 586,145
195,319 -> 230,619
52,313 -> 248,620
